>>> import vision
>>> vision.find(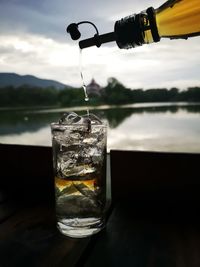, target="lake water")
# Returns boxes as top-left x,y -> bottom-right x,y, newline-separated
1,102 -> 200,153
